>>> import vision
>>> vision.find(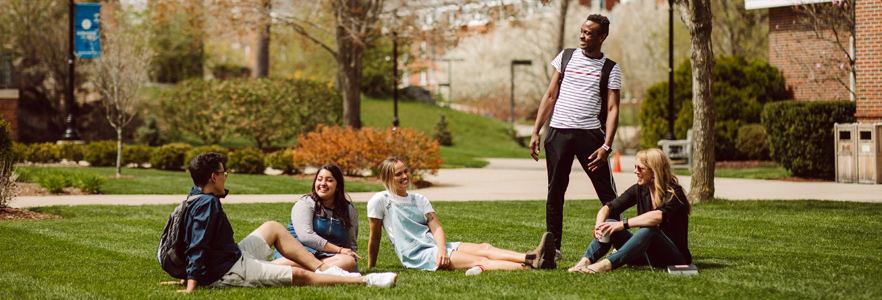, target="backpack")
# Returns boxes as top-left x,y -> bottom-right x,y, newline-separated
557,48 -> 617,131
157,195 -> 200,279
